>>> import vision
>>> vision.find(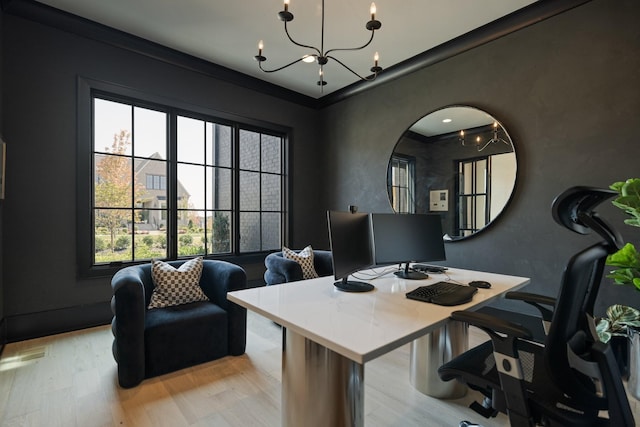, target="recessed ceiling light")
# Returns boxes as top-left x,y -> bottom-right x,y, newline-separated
442,118 -> 452,123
